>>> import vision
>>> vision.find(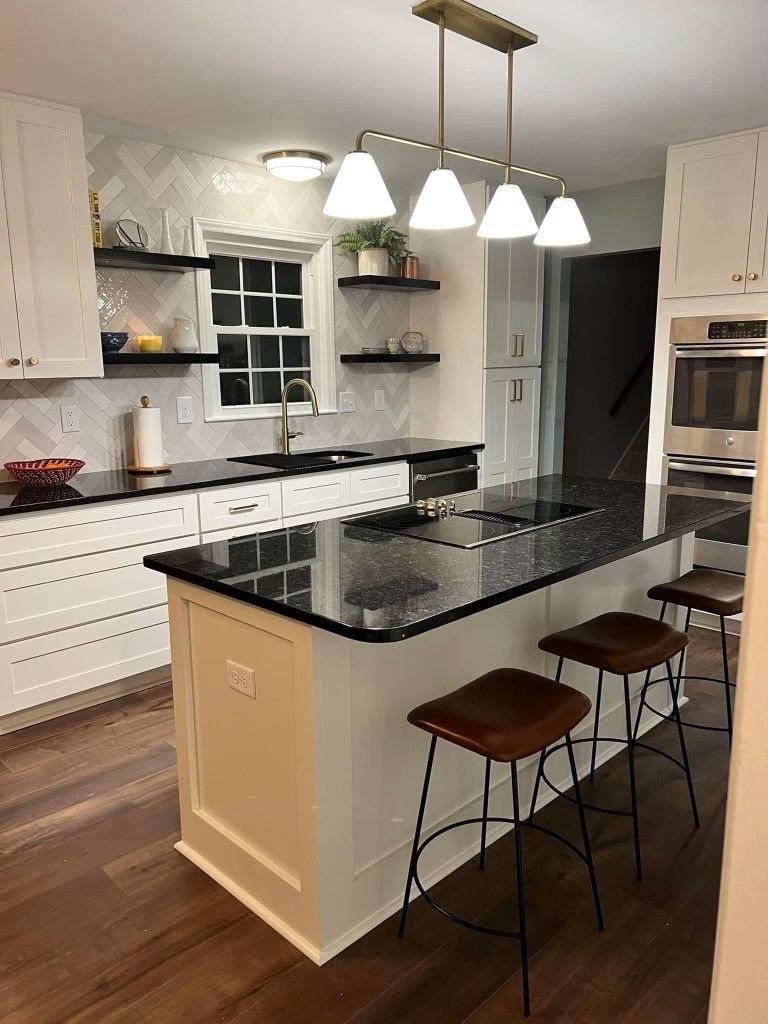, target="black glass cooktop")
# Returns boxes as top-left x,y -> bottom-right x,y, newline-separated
344,498 -> 603,549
